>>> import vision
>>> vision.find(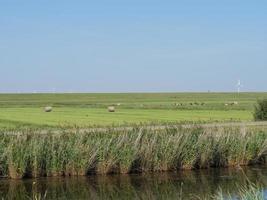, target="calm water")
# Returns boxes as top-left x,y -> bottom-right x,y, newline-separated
1,166 -> 267,199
